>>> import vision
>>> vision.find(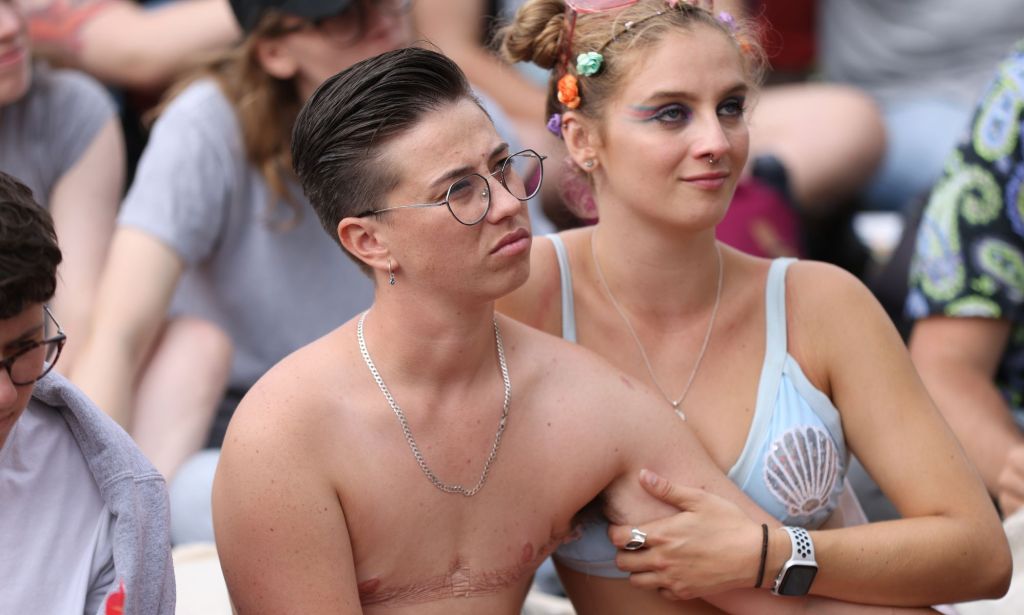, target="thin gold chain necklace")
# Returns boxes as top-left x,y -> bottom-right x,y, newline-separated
590,235 -> 723,421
